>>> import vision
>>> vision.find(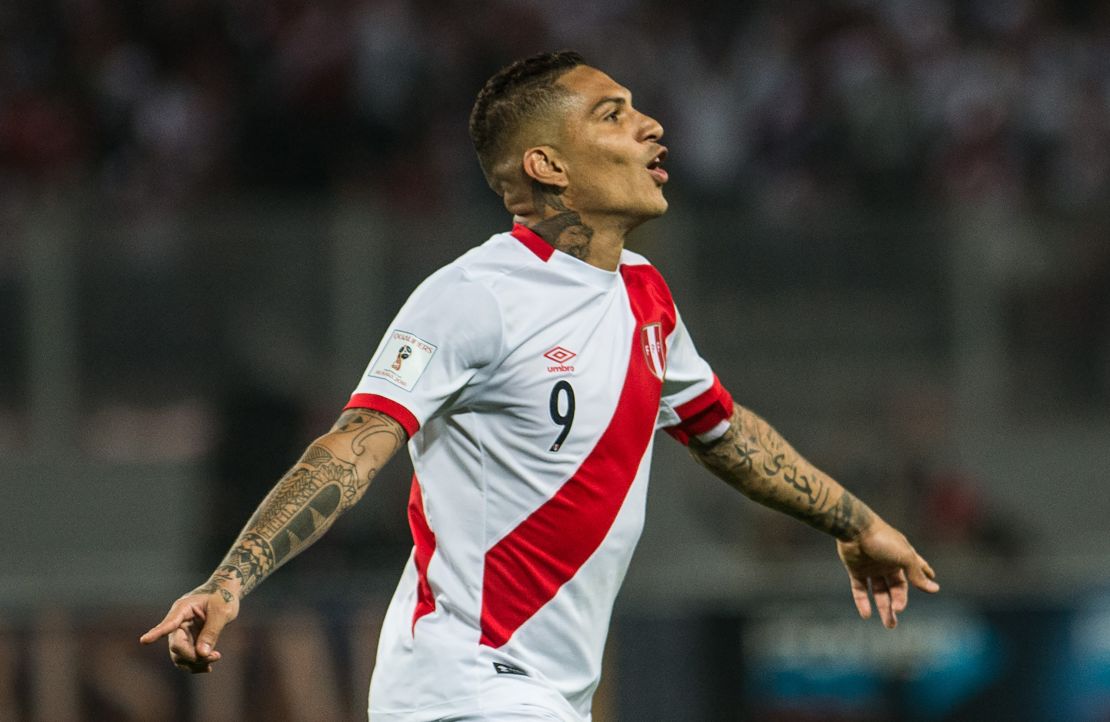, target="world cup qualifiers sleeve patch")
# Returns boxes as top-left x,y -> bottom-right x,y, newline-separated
367,330 -> 437,391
